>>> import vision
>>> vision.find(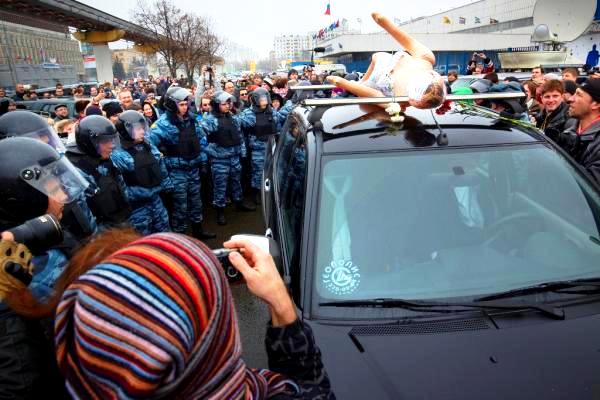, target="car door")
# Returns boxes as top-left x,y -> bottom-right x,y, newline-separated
272,111 -> 309,295
262,133 -> 278,232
